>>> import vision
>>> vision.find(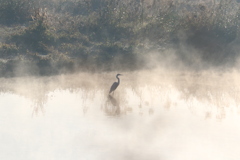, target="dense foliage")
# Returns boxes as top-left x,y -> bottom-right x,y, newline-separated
0,0 -> 240,76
